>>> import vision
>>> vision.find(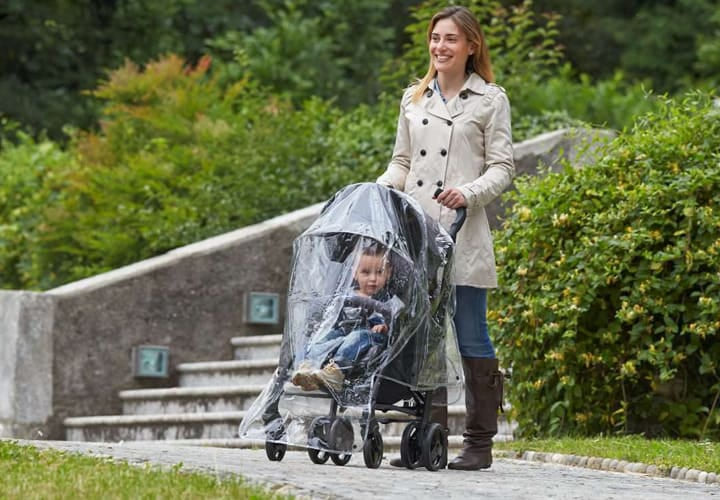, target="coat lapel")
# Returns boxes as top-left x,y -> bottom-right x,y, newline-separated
423,93 -> 453,121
